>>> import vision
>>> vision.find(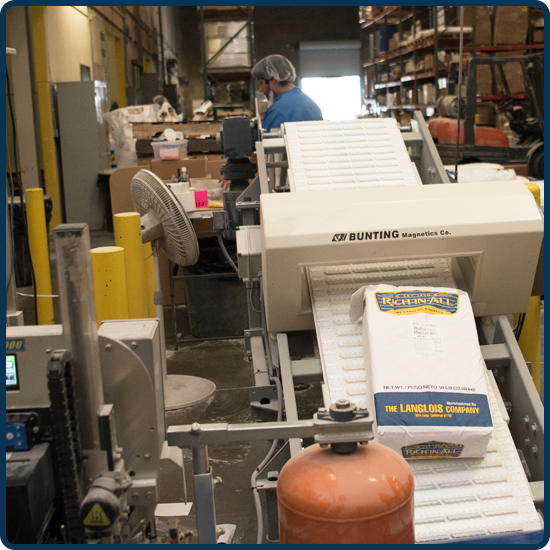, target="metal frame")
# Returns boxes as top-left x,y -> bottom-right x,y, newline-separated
479,317 -> 544,483
199,7 -> 255,104
231,117 -> 543,541
464,53 -> 544,146
173,114 -> 544,543
251,115 -> 450,194
367,7 -> 469,114
168,262 -> 240,349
